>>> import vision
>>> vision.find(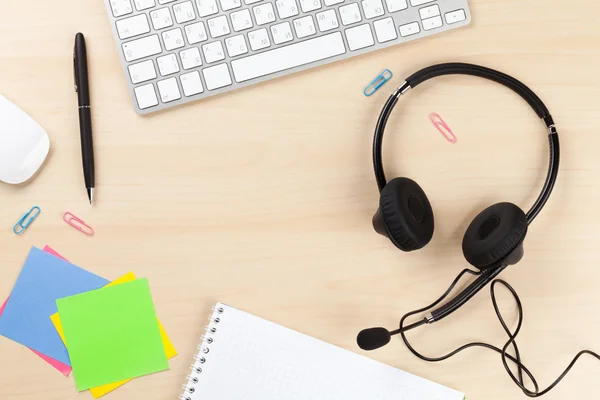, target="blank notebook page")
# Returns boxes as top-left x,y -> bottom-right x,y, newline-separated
180,303 -> 464,400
